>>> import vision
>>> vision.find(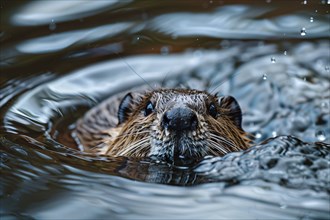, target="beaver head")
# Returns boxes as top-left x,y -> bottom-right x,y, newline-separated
106,88 -> 250,164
